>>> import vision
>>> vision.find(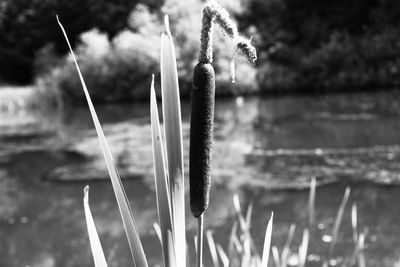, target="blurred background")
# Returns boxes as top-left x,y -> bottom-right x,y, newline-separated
1,0 -> 400,266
